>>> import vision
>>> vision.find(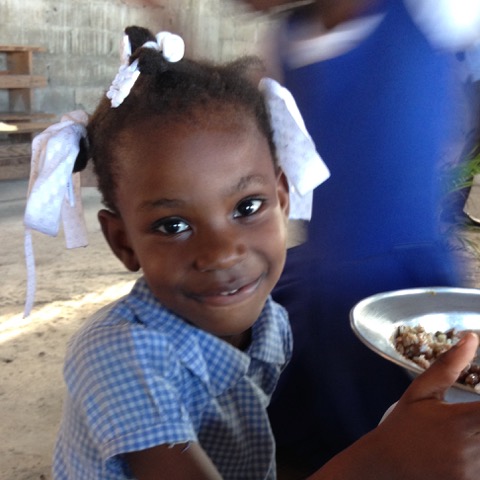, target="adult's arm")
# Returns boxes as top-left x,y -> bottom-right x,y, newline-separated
308,332 -> 480,480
